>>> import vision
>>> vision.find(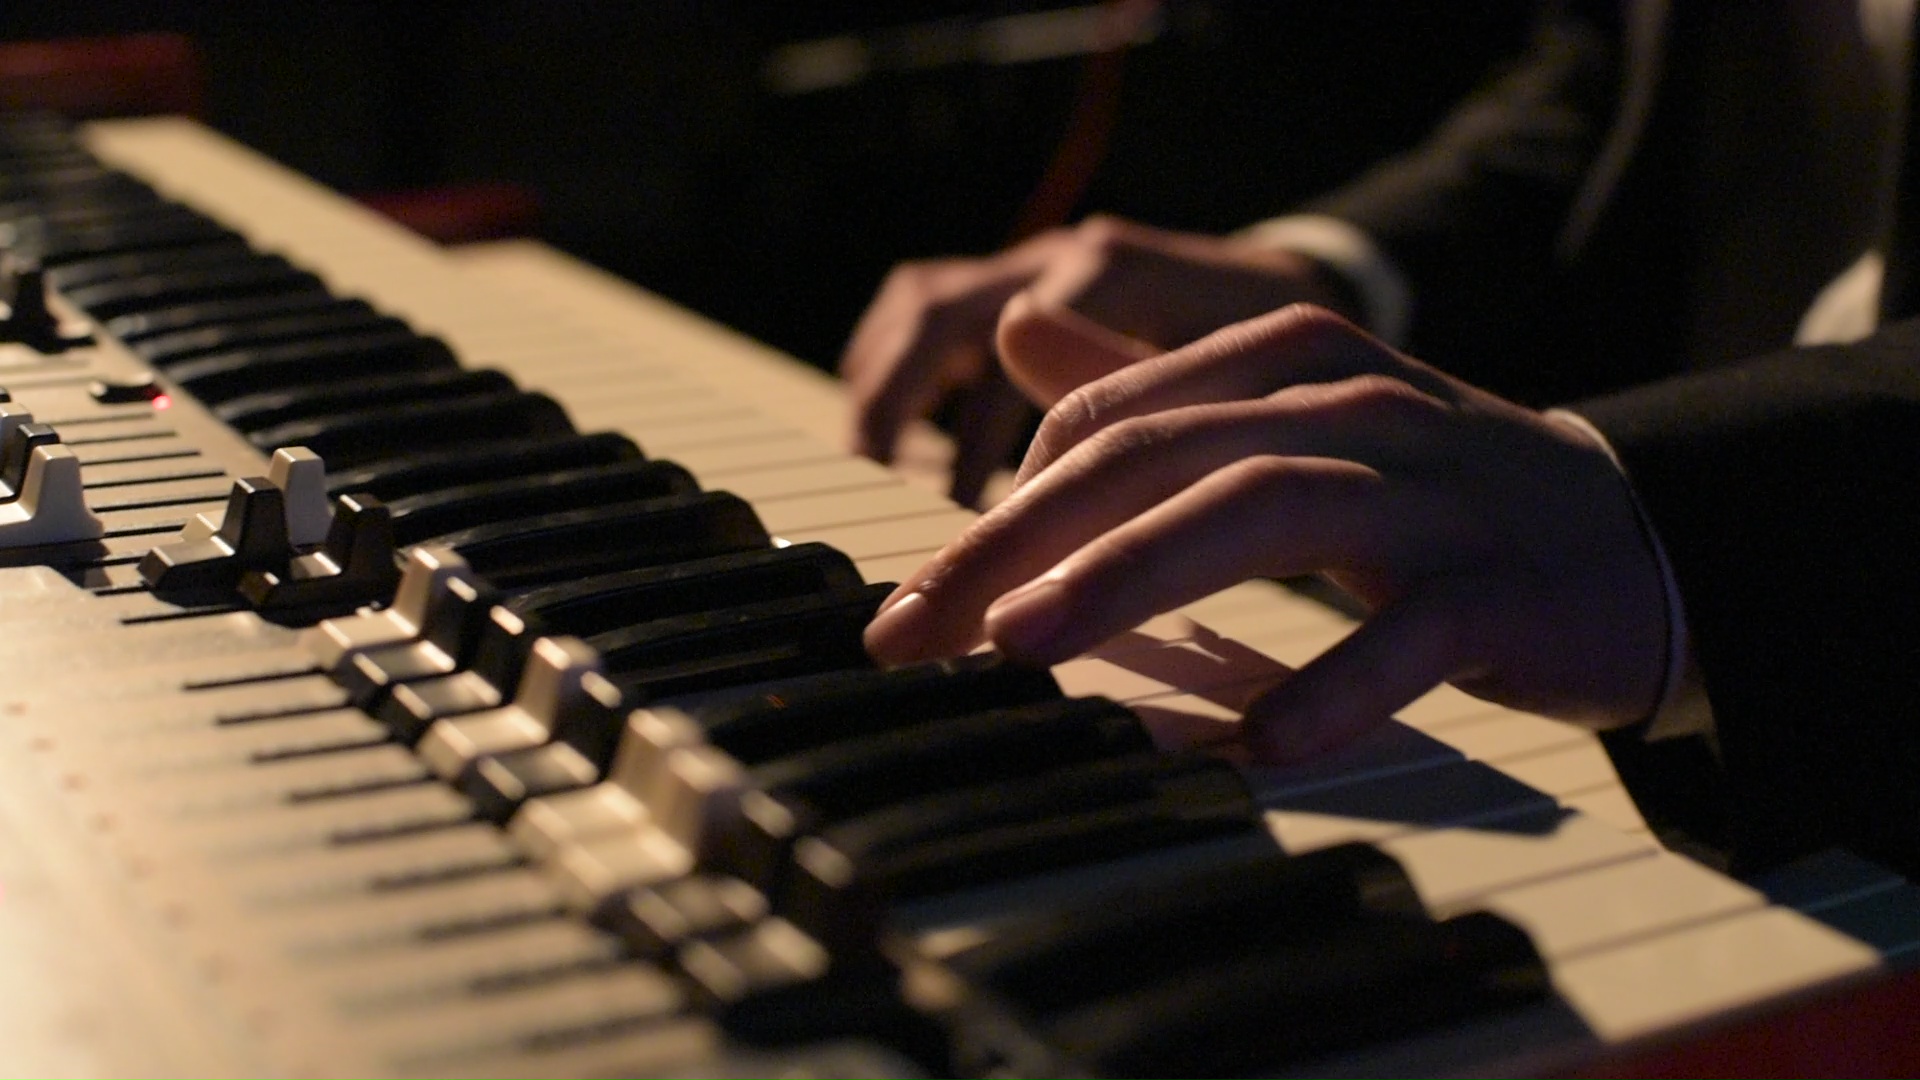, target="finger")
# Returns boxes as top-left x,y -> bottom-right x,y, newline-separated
945,373 -> 1035,509
865,379 -> 1453,665
1024,215 -> 1172,343
995,289 -> 1157,407
841,235 -> 1065,462
1029,215 -> 1252,346
980,454 -> 1391,666
1018,304 -> 1452,485
1236,576 -> 1504,763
